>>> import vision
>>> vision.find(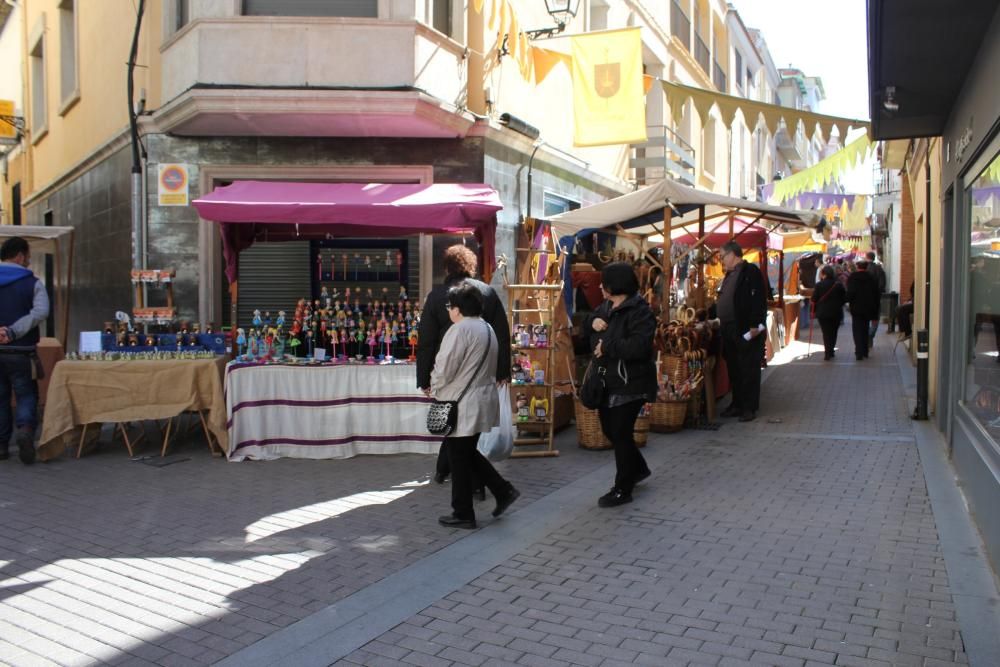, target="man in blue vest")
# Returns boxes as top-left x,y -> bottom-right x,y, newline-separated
0,237 -> 50,464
